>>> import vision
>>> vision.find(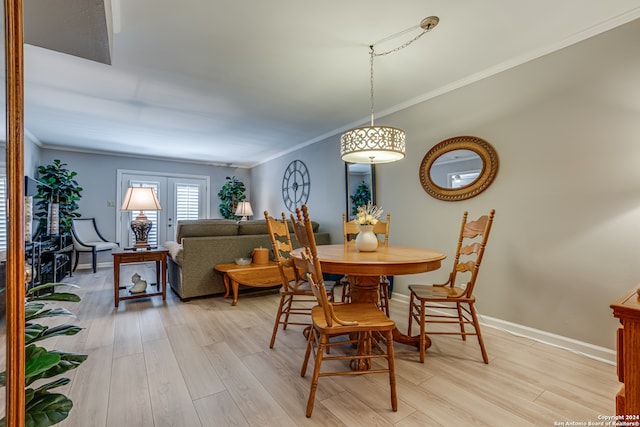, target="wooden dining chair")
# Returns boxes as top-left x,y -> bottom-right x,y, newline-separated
407,209 -> 495,364
293,205 -> 397,418
341,212 -> 392,315
264,210 -> 334,348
